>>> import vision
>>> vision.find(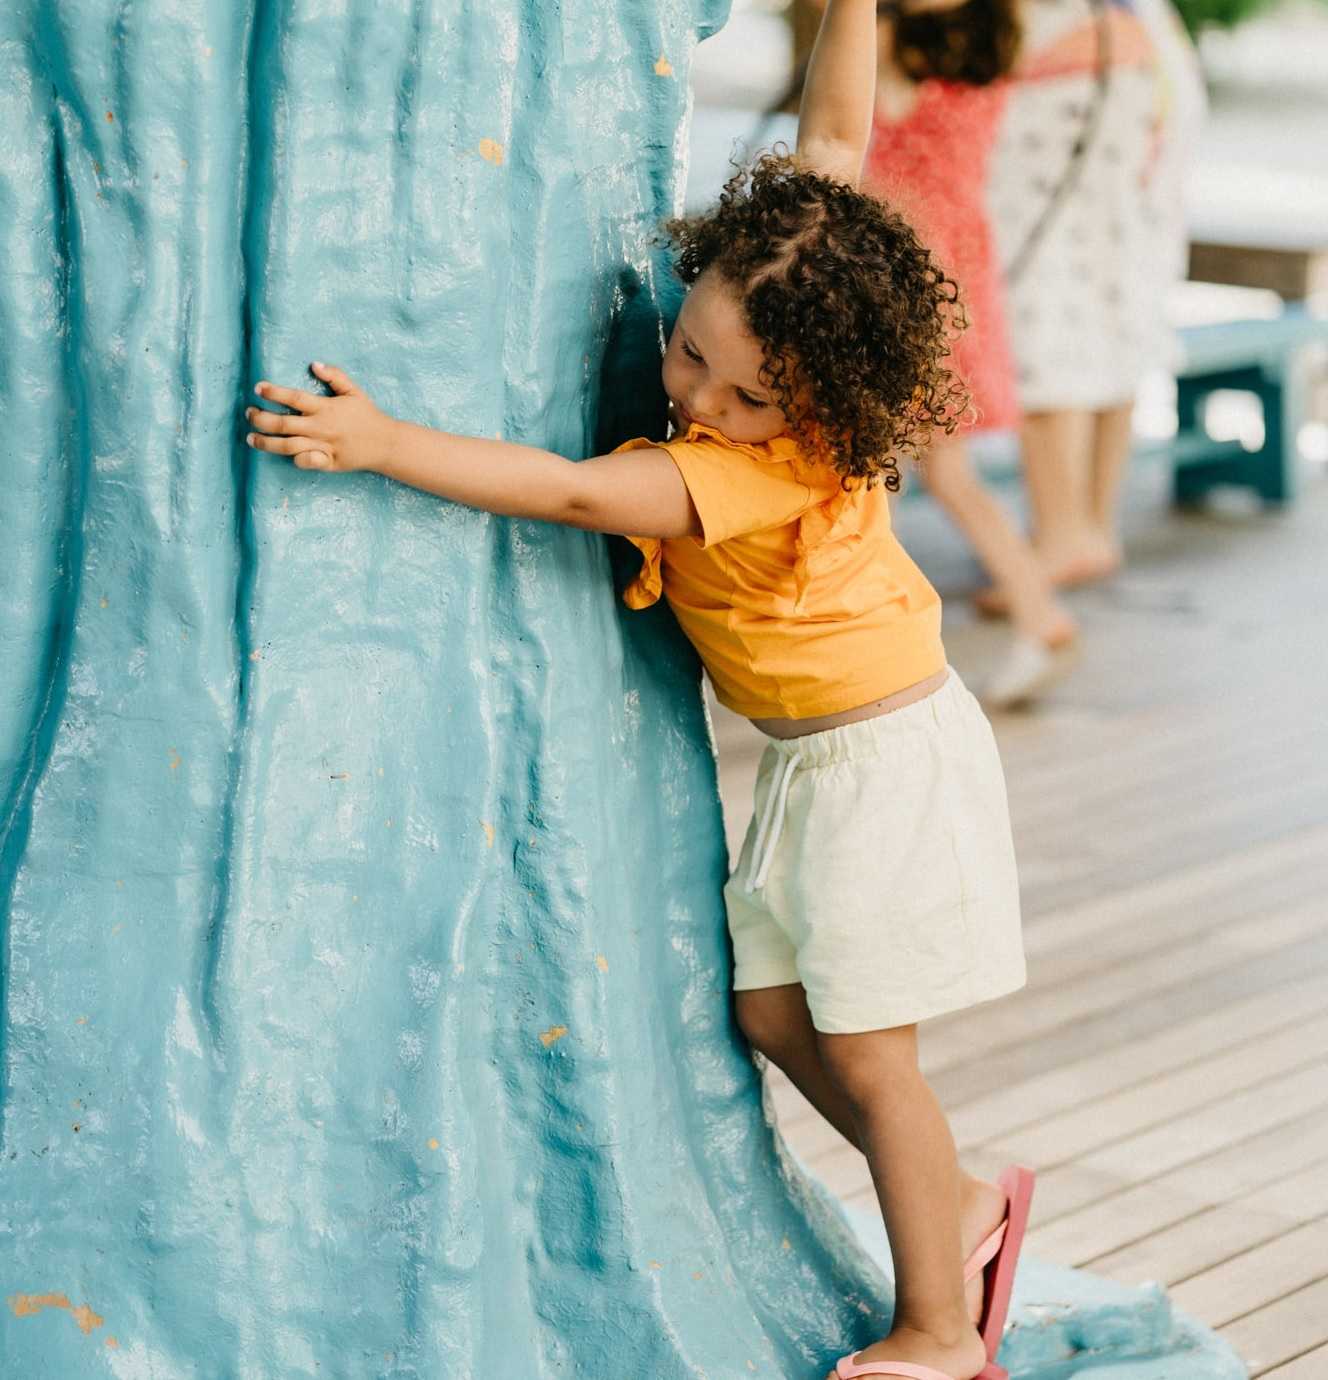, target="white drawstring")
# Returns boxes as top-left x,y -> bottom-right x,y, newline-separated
746,749 -> 802,892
